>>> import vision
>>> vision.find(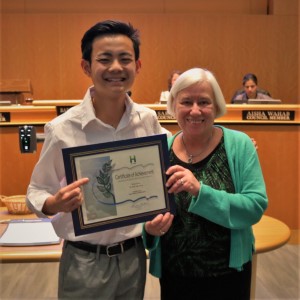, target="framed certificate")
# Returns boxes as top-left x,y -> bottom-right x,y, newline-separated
62,134 -> 175,236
